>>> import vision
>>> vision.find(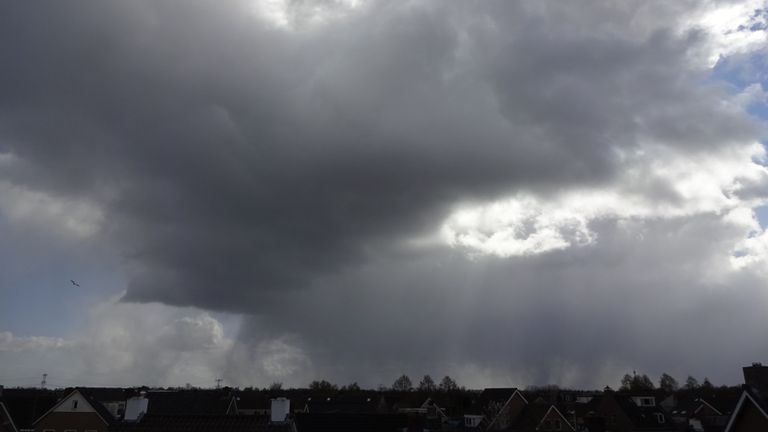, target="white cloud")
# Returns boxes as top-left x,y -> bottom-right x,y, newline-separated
684,0 -> 768,66
0,181 -> 104,238
443,142 -> 768,257
0,331 -> 78,352
251,0 -> 366,30
0,297 -> 241,387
